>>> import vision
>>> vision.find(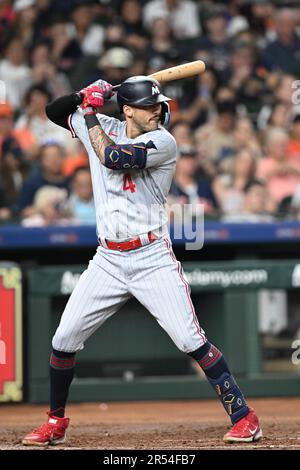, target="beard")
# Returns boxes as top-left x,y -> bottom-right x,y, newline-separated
134,118 -> 159,134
